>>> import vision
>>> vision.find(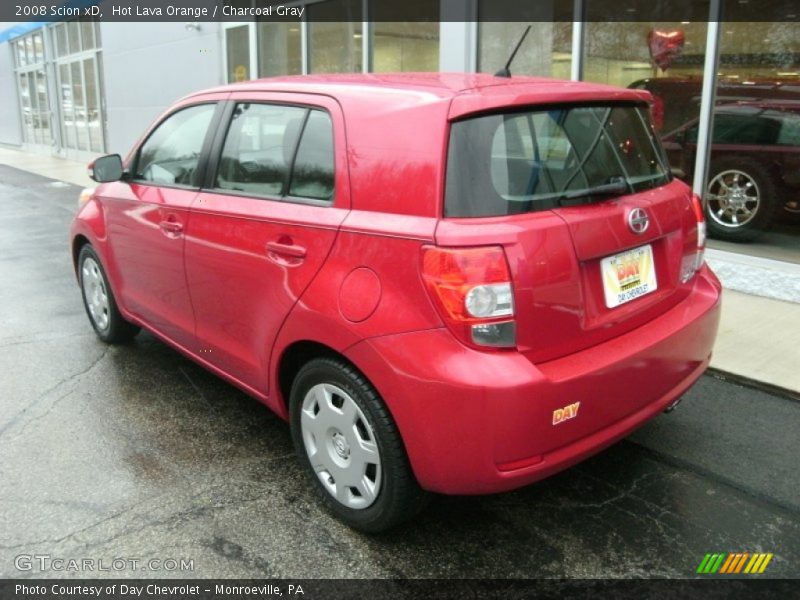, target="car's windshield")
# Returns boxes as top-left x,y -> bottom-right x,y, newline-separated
445,104 -> 670,217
